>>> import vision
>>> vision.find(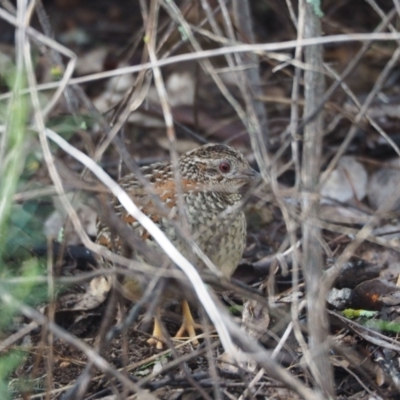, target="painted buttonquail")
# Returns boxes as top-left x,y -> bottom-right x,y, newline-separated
97,143 -> 258,348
